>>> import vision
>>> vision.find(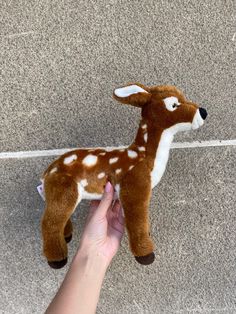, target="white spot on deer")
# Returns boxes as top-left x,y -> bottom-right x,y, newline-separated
141,124 -> 147,129
82,154 -> 97,167
98,152 -> 106,156
64,154 -> 77,165
128,150 -> 138,158
116,168 -> 122,174
129,165 -> 134,171
50,167 -> 57,174
138,146 -> 145,151
144,133 -> 148,143
98,172 -> 105,179
109,157 -> 119,164
81,179 -> 88,187
119,149 -> 125,152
